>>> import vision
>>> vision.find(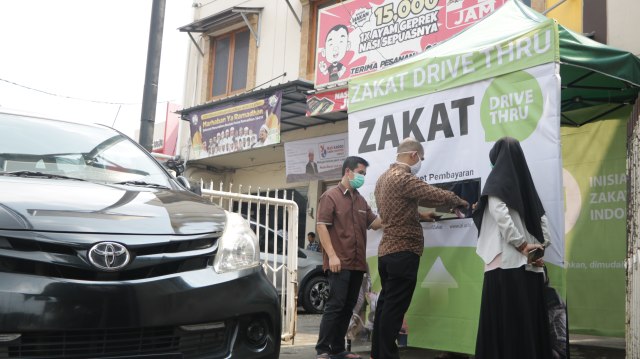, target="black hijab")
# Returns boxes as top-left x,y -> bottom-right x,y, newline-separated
472,137 -> 546,243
